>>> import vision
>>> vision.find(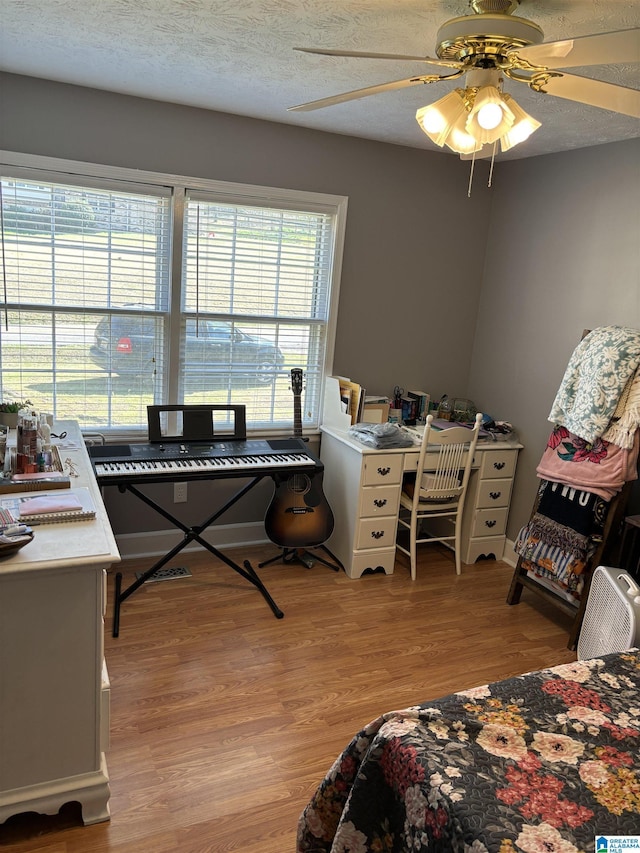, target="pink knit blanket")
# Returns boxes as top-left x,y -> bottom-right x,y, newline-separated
536,425 -> 639,500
